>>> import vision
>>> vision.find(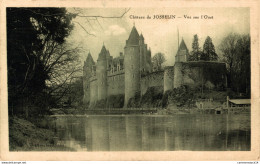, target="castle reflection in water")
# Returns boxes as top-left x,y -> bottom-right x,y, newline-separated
52,114 -> 250,151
